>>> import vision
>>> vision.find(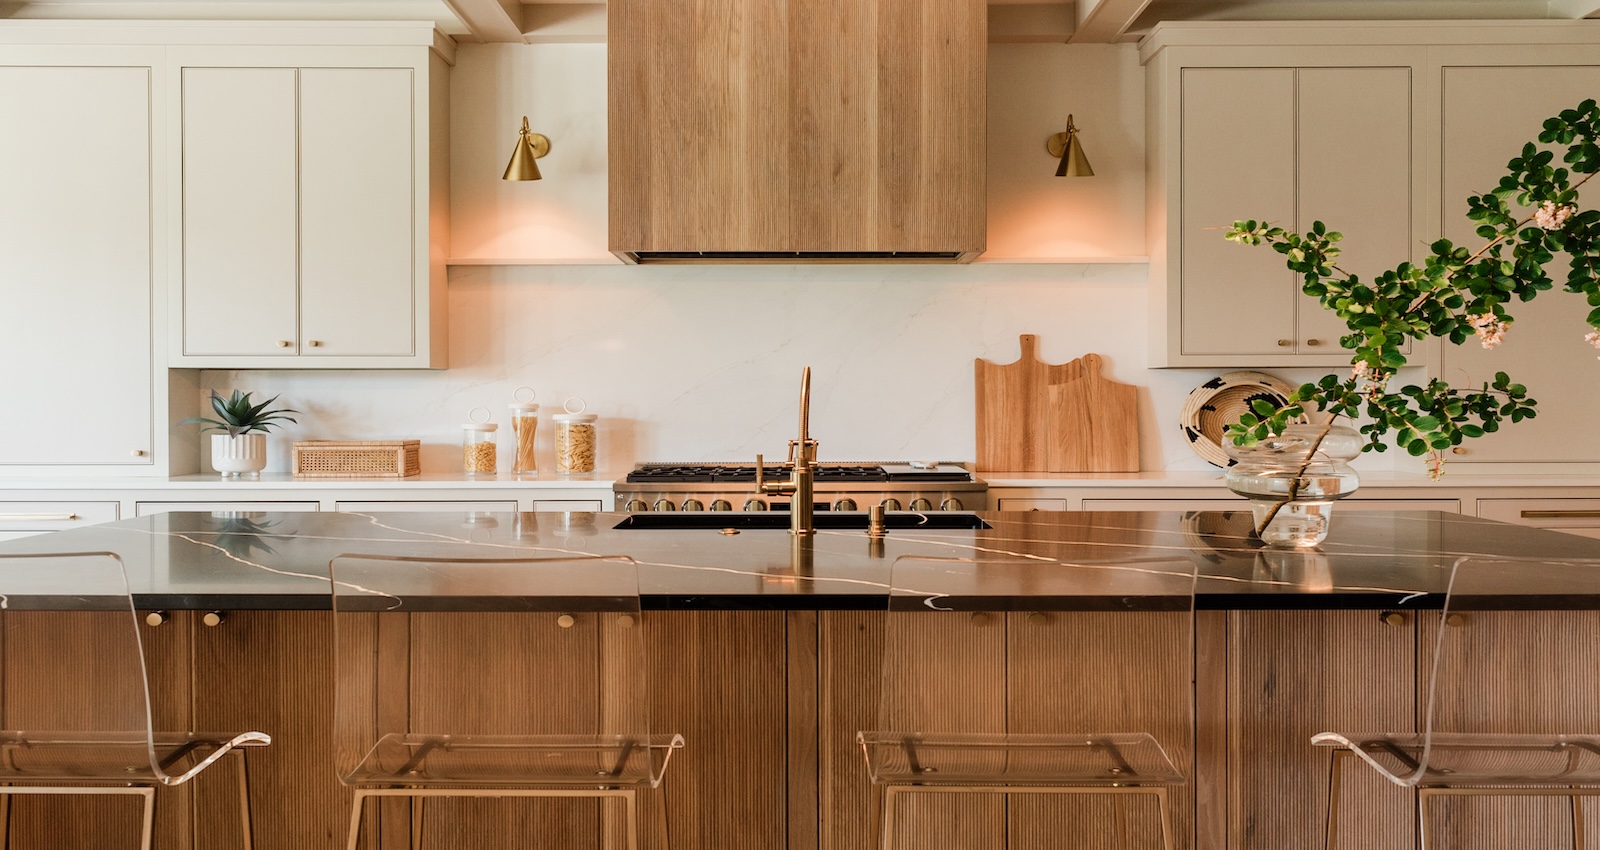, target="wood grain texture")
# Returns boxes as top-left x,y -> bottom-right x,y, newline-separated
1419,610 -> 1600,849
610,0 -> 984,257
1008,610 -> 1192,850
788,611 -> 821,850
975,334 -> 1051,472
818,611 -> 881,850
1229,610 -> 1416,850
1046,353 -> 1140,472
